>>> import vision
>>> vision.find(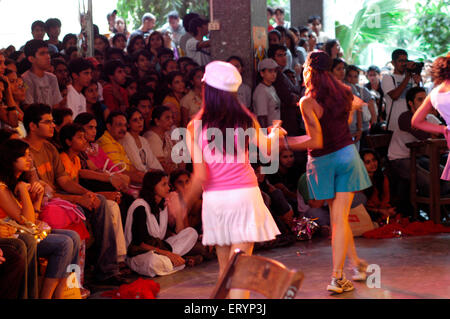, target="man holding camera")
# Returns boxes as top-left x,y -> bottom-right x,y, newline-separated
381,49 -> 423,131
